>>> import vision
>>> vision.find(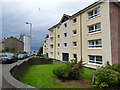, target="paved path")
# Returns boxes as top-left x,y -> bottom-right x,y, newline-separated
53,61 -> 64,64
